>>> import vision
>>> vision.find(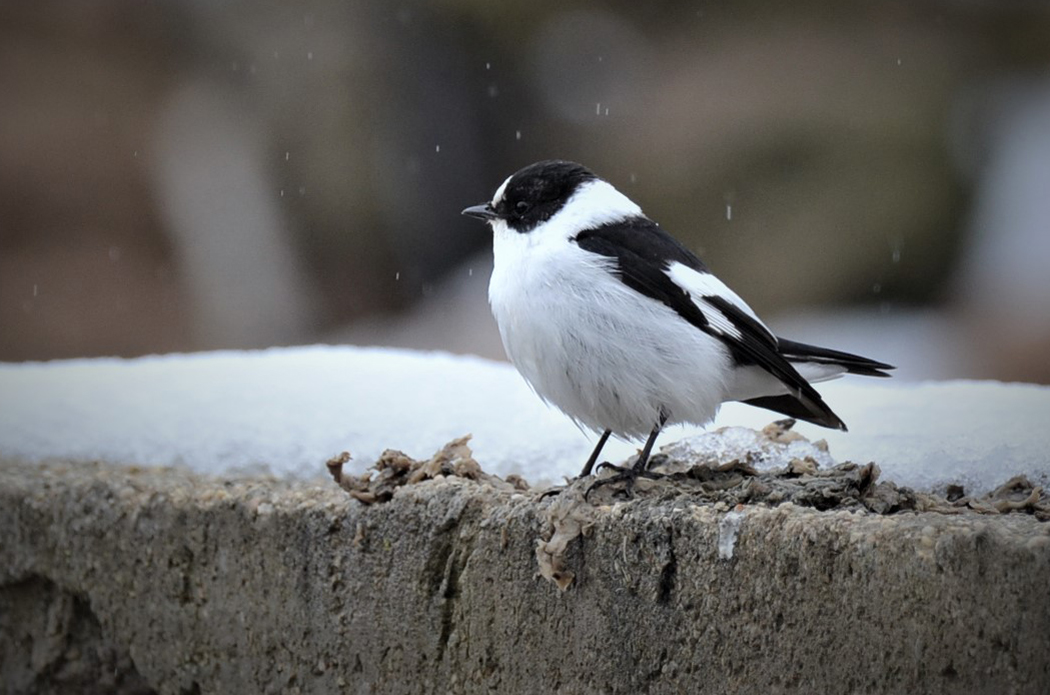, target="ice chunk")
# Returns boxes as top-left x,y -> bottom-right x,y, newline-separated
659,425 -> 837,472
